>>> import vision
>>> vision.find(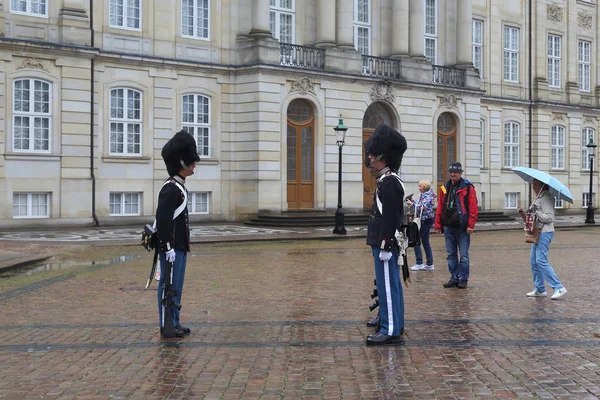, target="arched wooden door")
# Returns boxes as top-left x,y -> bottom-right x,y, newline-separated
362,103 -> 394,210
287,99 -> 315,210
436,112 -> 458,189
